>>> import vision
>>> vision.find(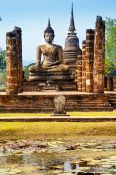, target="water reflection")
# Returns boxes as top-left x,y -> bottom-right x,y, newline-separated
64,161 -> 71,172
0,137 -> 116,174
64,160 -> 79,174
